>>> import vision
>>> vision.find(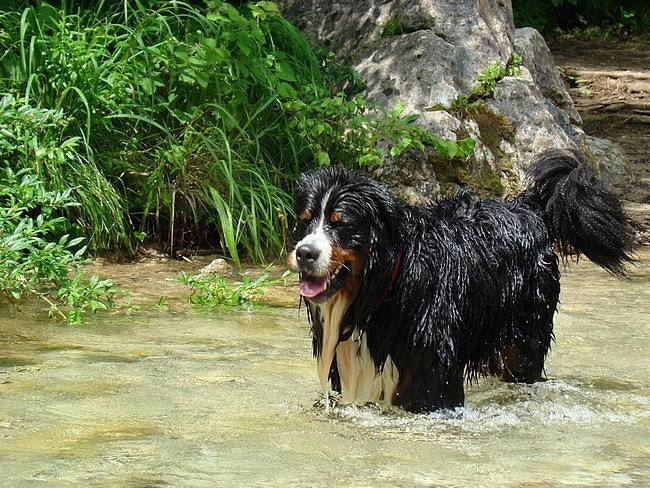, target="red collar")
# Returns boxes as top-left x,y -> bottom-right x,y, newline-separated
380,252 -> 403,301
